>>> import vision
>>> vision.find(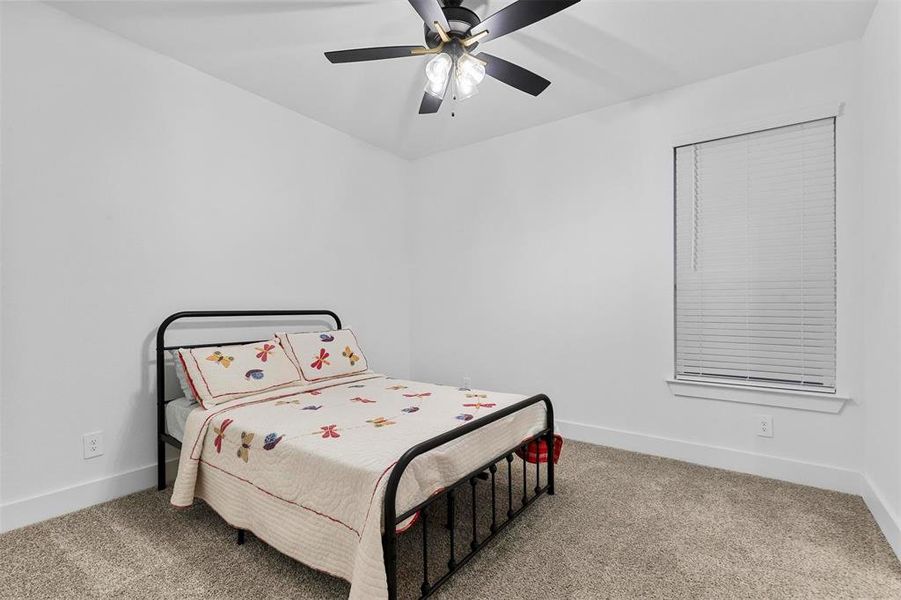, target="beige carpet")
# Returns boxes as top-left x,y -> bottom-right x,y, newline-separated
2,441 -> 900,599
